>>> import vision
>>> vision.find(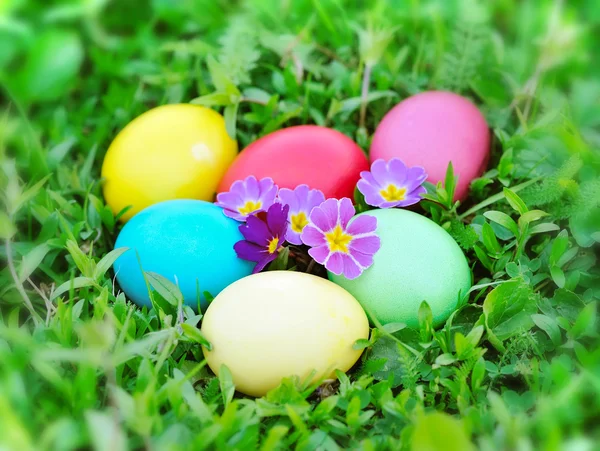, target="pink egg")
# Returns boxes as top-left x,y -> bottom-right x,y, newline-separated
370,91 -> 490,201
